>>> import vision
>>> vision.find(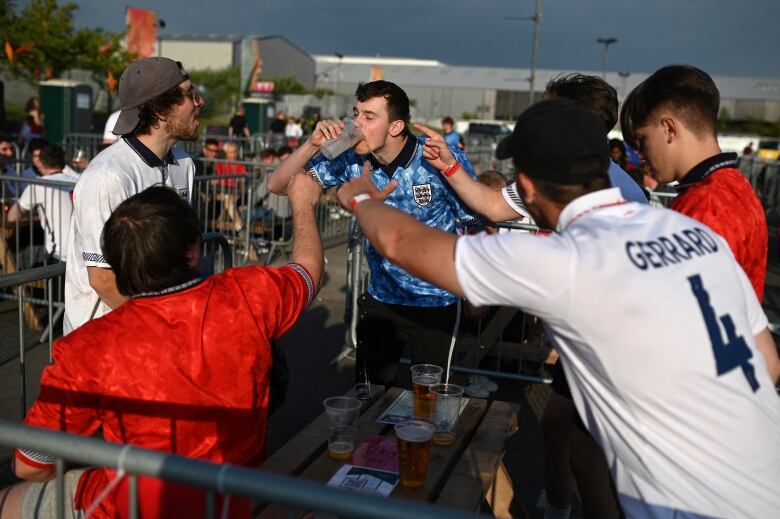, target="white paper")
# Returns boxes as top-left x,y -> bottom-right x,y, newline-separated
326,464 -> 399,496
